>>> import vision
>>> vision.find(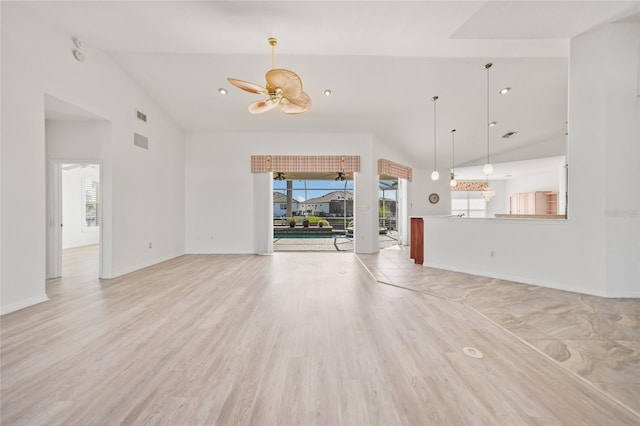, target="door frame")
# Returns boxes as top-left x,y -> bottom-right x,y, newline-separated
46,159 -> 103,279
